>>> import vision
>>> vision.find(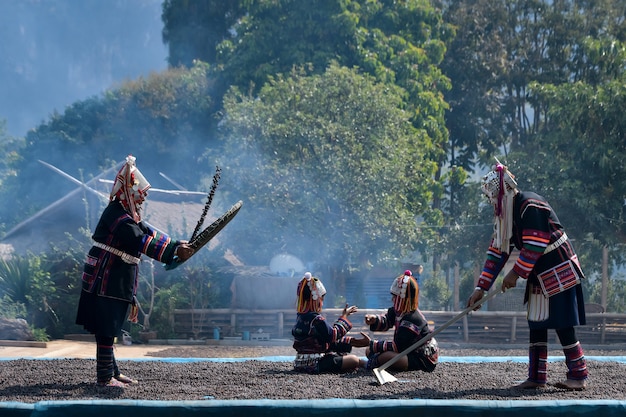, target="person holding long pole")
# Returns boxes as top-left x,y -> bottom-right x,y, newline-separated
467,161 -> 588,391
365,270 -> 439,374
